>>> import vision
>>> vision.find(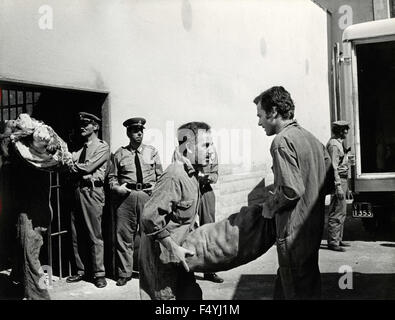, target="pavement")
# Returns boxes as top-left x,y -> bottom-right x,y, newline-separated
1,212 -> 395,300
